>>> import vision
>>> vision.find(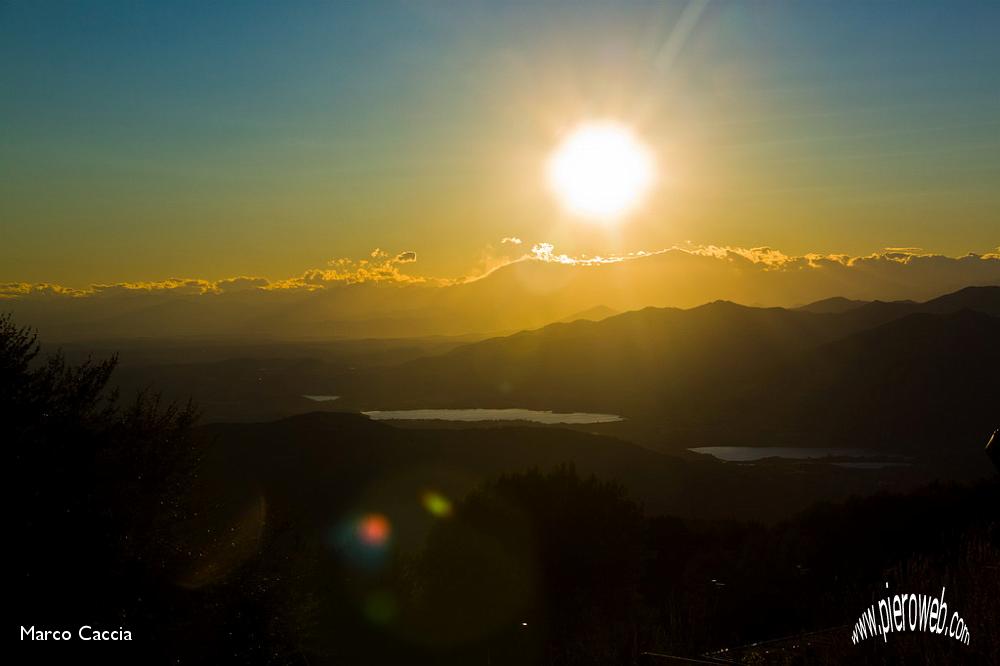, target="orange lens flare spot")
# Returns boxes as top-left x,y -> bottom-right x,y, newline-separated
356,513 -> 391,546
